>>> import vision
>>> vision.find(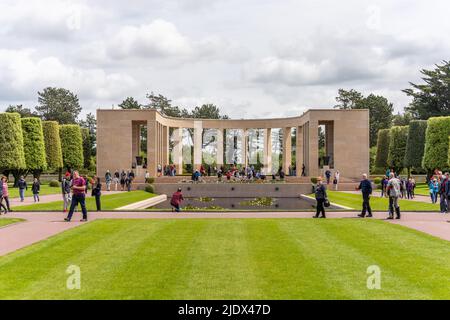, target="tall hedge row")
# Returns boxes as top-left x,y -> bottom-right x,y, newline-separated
0,113 -> 26,170
387,126 -> 408,173
423,116 -> 450,170
375,129 -> 390,169
21,117 -> 47,172
403,120 -> 427,170
60,124 -> 84,170
42,121 -> 63,170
